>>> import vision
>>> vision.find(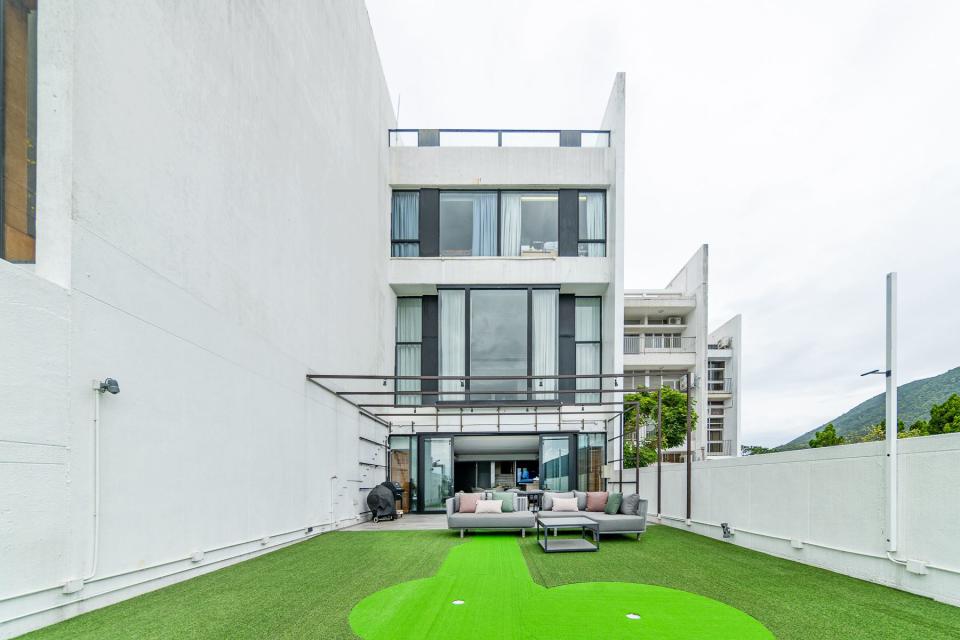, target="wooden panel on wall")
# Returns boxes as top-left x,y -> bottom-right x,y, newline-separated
2,0 -> 35,262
